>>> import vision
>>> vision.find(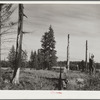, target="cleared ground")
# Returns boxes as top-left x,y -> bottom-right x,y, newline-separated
0,68 -> 100,90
